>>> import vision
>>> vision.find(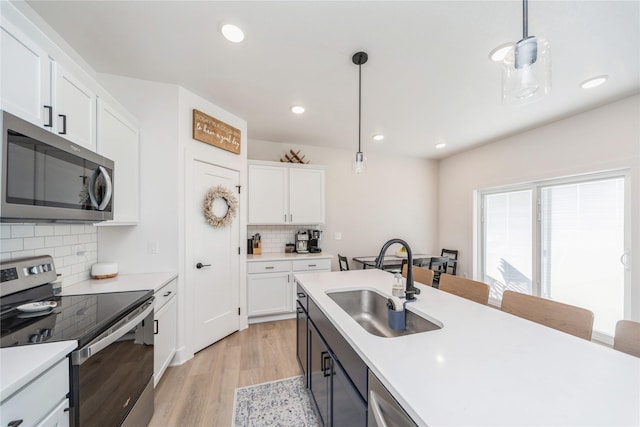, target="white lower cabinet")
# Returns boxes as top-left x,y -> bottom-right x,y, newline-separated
248,271 -> 293,316
247,258 -> 331,322
154,279 -> 177,387
1,358 -> 69,427
36,399 -> 70,427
